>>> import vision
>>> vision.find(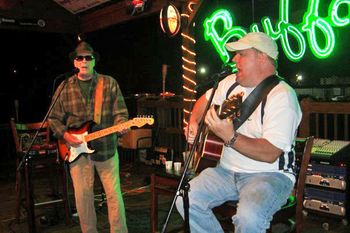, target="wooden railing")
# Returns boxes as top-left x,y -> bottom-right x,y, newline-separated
299,99 -> 350,140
